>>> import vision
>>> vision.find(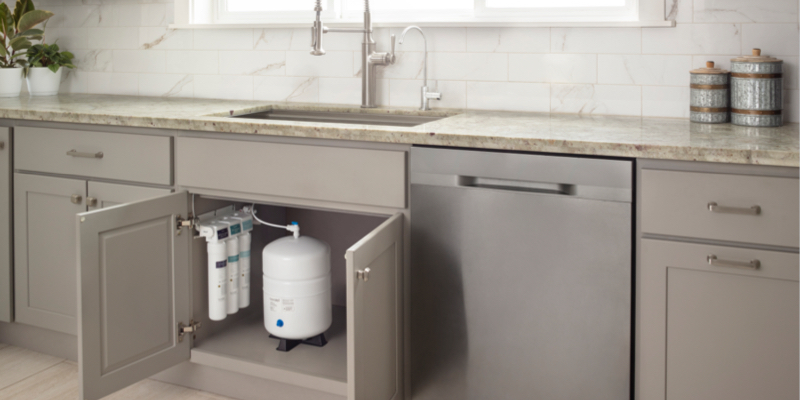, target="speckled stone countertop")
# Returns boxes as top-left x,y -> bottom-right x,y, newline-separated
0,94 -> 797,167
